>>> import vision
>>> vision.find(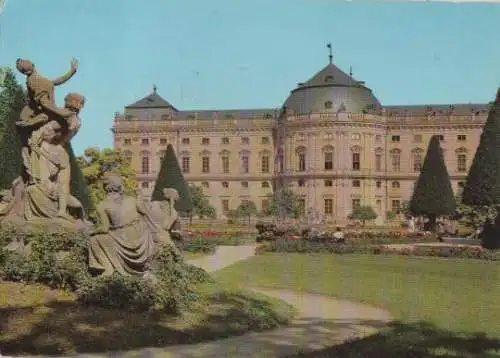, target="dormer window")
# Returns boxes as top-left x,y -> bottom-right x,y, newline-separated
324,101 -> 333,110
324,75 -> 334,83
